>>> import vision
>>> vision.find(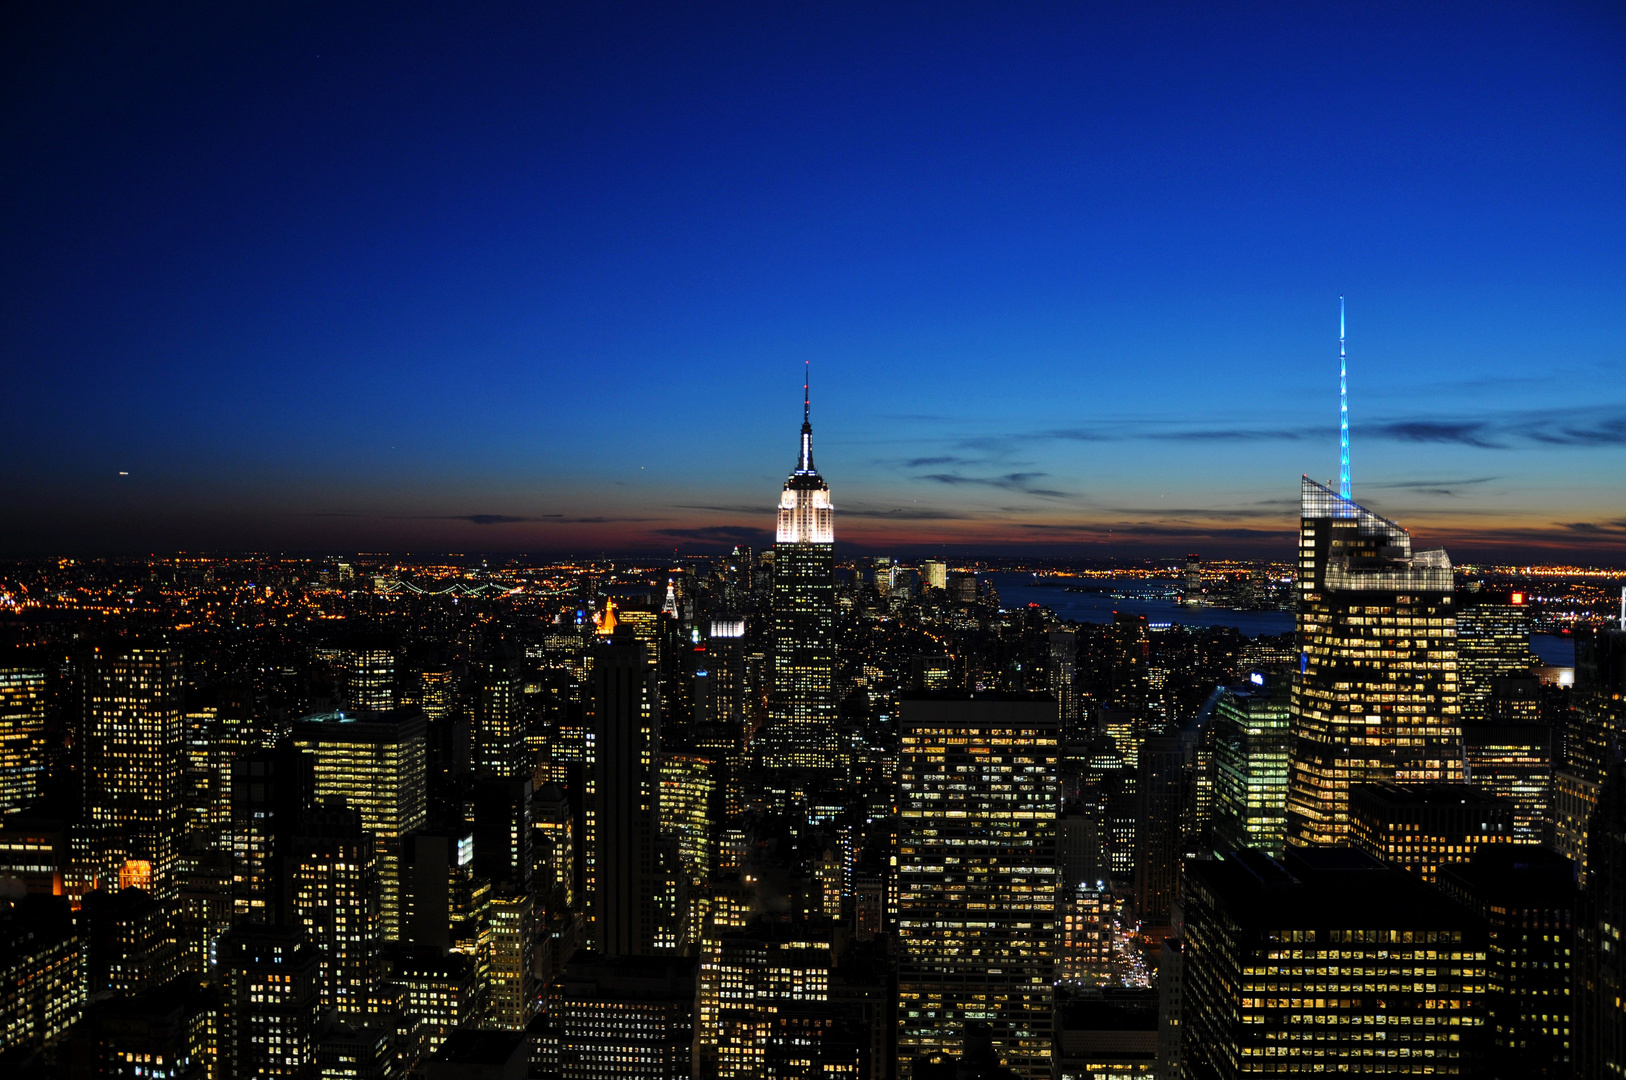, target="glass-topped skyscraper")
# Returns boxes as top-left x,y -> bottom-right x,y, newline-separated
763,370 -> 836,773
1287,476 -> 1462,847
